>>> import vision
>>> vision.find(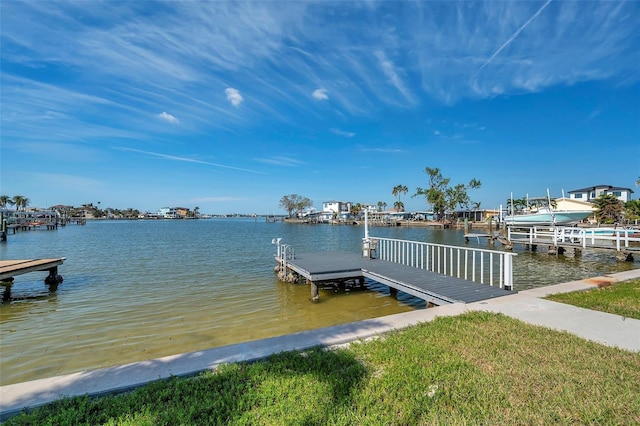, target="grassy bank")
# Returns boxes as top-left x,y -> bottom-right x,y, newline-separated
5,311 -> 639,425
545,279 -> 640,320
